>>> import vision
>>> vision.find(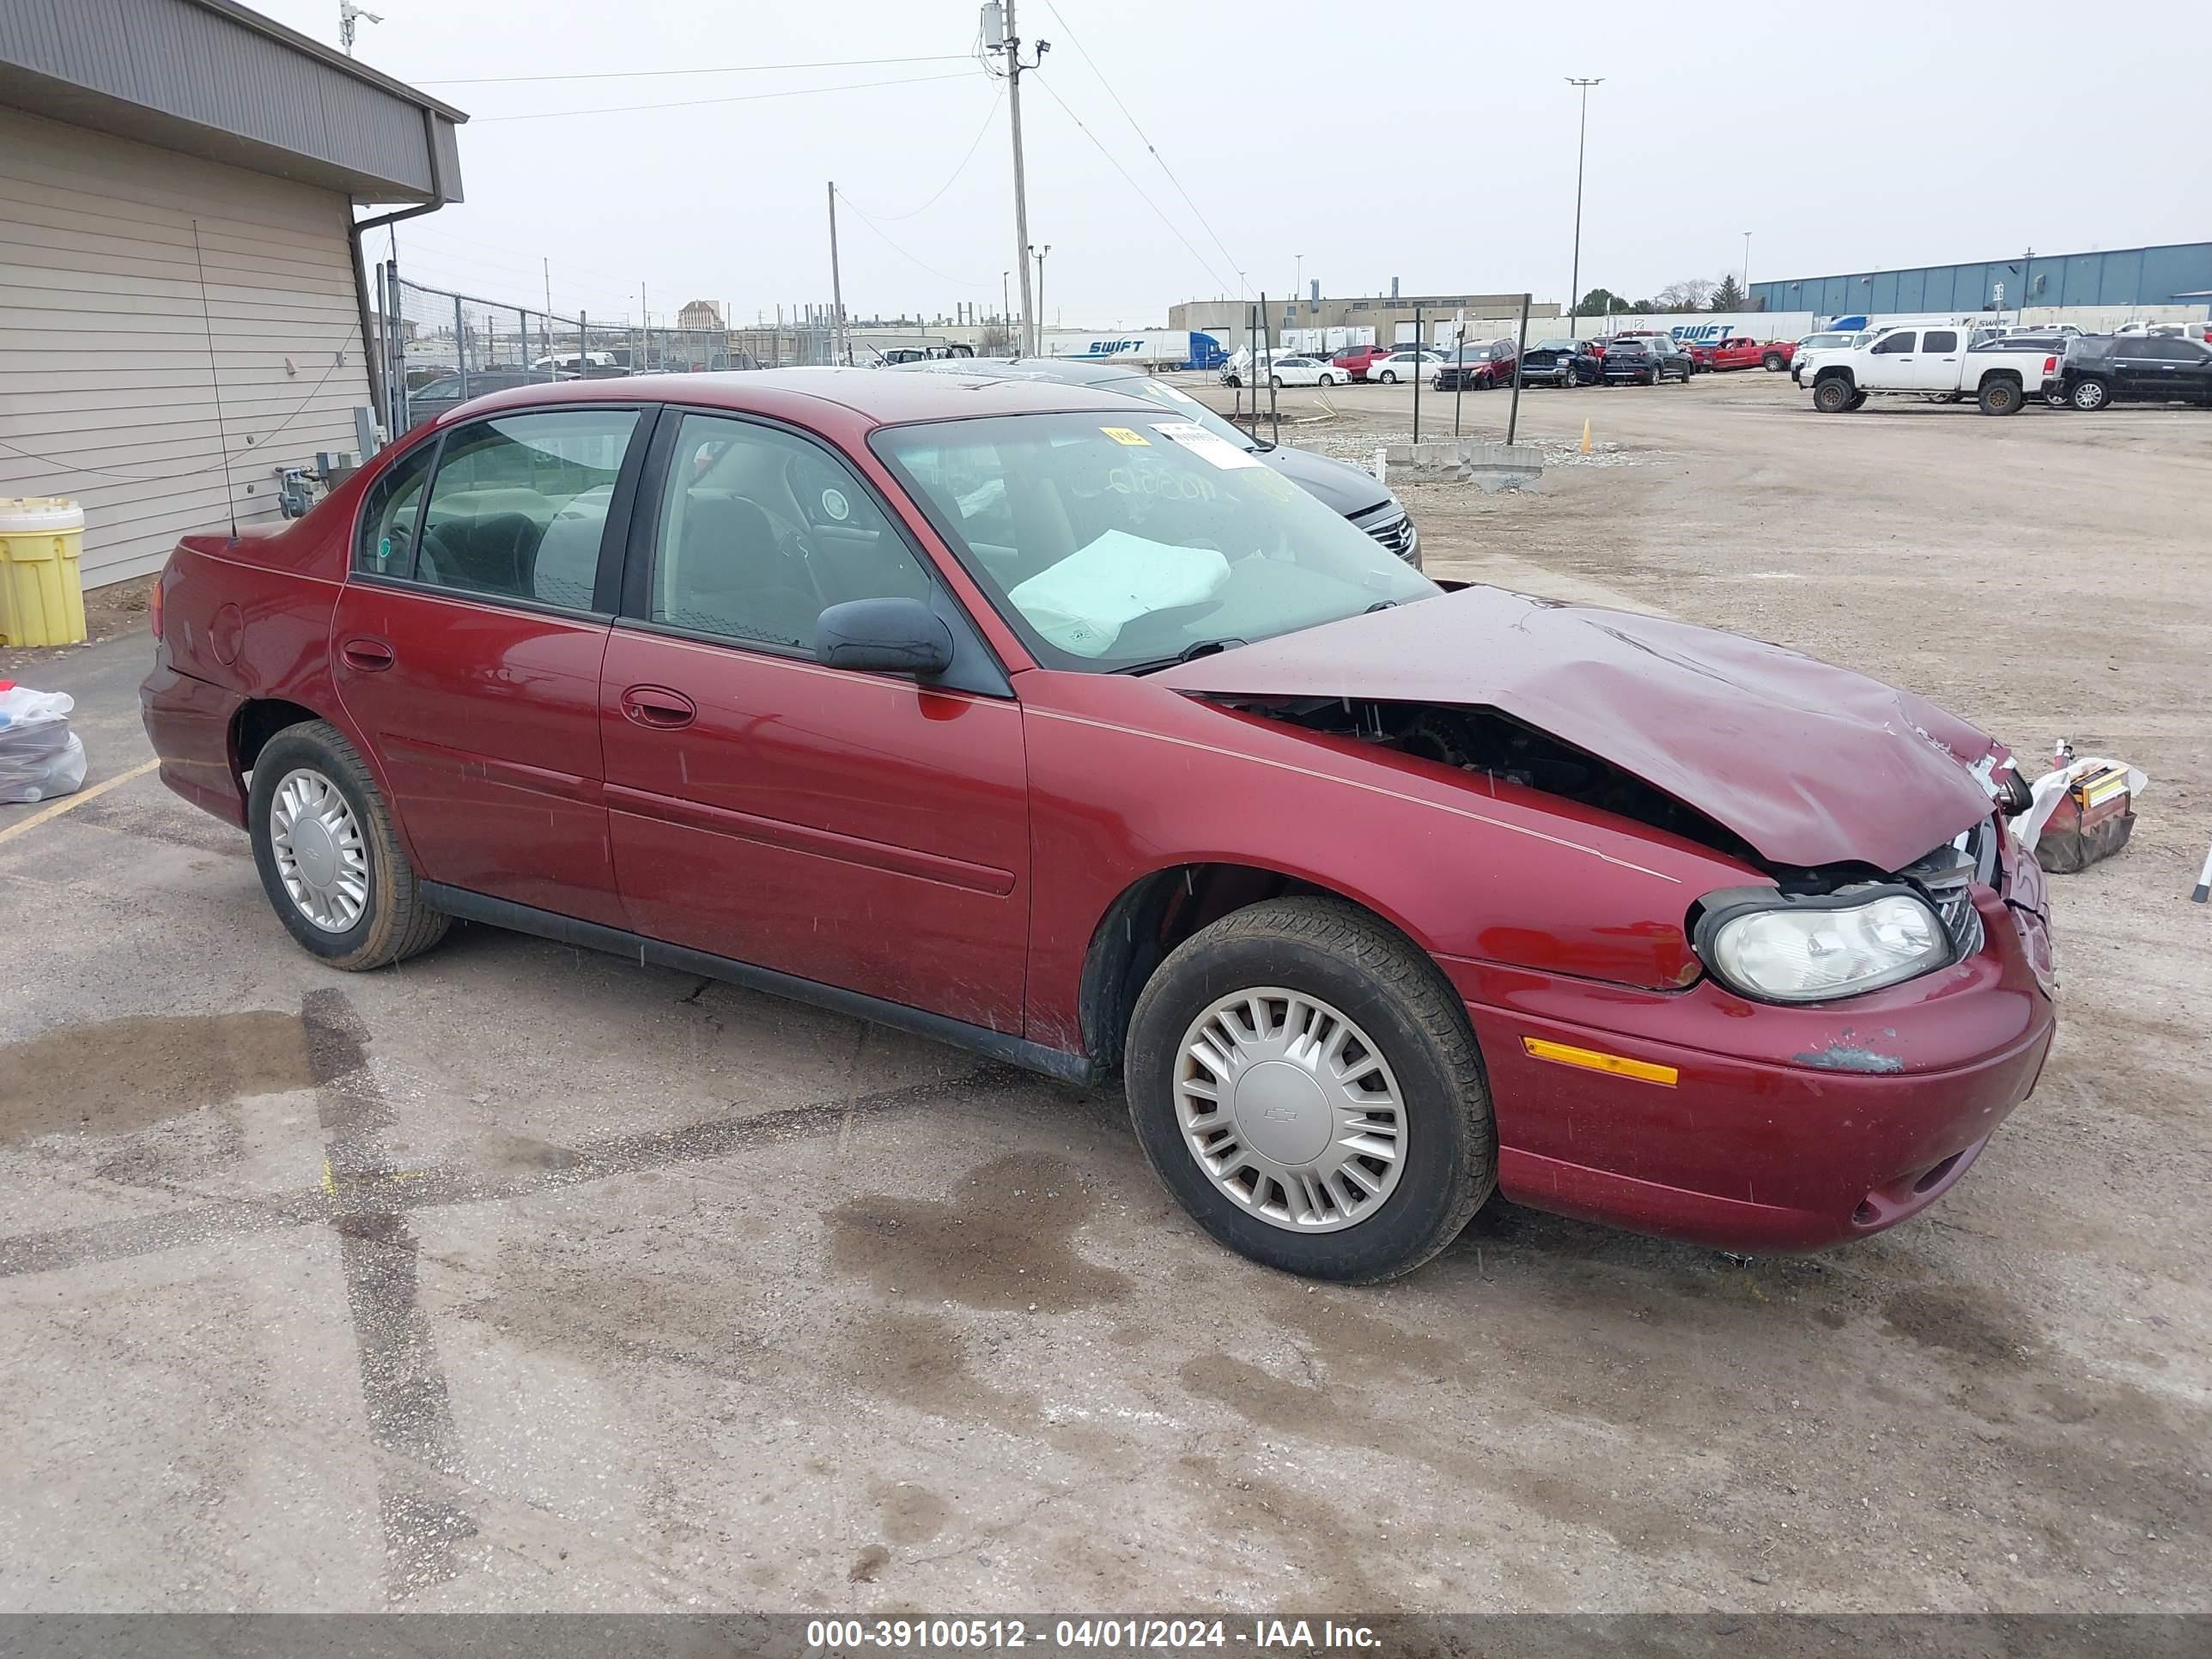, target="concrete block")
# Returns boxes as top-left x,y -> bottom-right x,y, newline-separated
1380,439 -> 1543,490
